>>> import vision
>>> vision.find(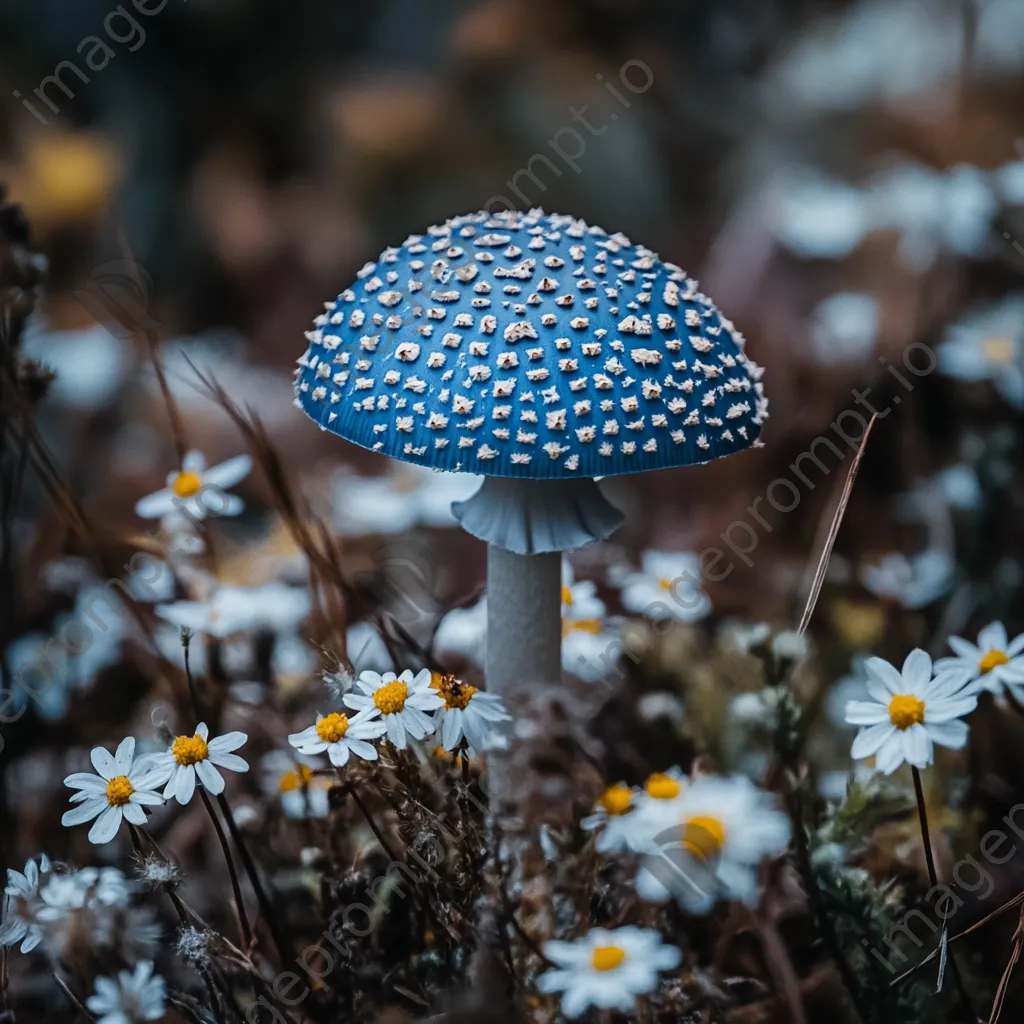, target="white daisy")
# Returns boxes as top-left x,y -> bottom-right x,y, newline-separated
332,464 -> 483,535
860,549 -> 954,610
0,855 -> 51,952
260,750 -> 332,818
147,723 -> 249,805
581,784 -> 638,854
62,739 -> 167,845
938,294 -> 1024,409
562,565 -> 617,681
87,961 -> 166,1024
629,767 -> 689,837
343,670 -> 444,750
134,448 -> 251,521
935,621 -> 1024,698
156,581 -> 311,638
537,926 -> 680,1018
429,672 -> 510,752
844,649 -> 978,774
619,551 -> 711,622
288,708 -> 387,768
635,775 -> 790,913
434,598 -> 487,667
